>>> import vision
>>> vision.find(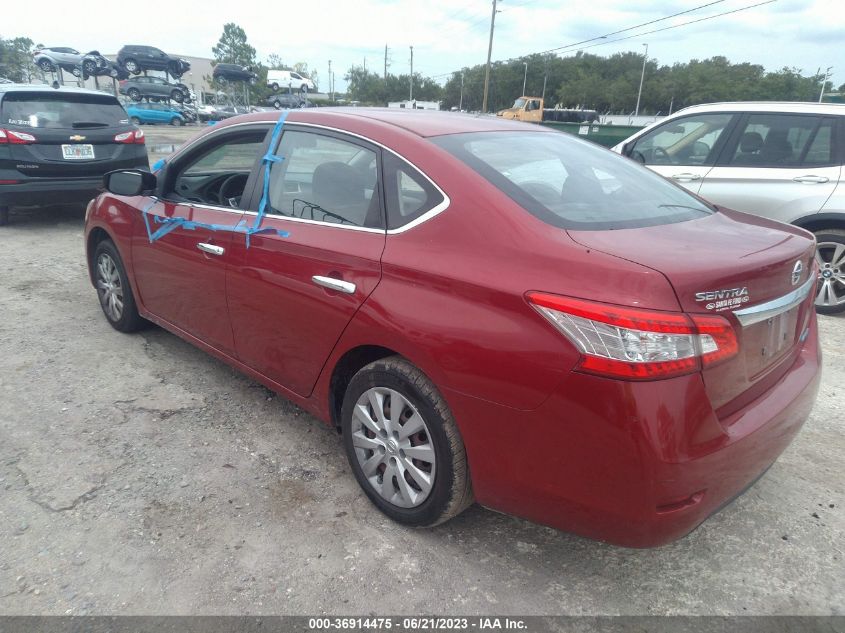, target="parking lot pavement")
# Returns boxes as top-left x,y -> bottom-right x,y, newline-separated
0,202 -> 842,616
